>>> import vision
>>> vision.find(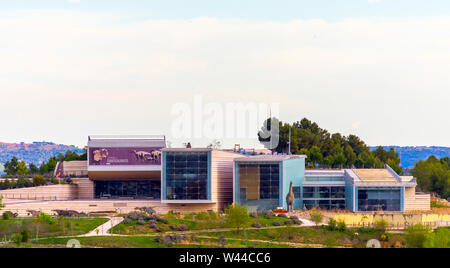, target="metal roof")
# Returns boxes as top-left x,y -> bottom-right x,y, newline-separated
162,148 -> 213,152
88,135 -> 166,148
235,155 -> 306,162
352,169 -> 399,183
